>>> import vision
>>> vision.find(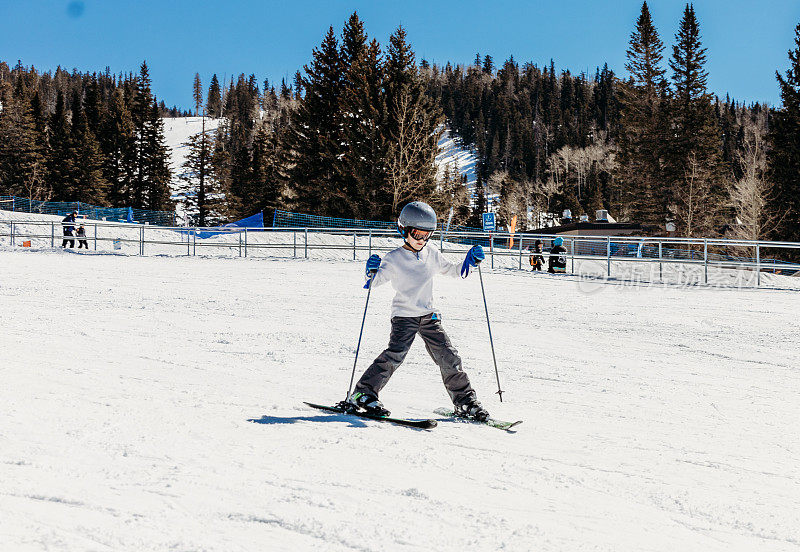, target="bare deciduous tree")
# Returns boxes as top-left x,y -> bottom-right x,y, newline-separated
386,91 -> 441,212
728,121 -> 785,242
